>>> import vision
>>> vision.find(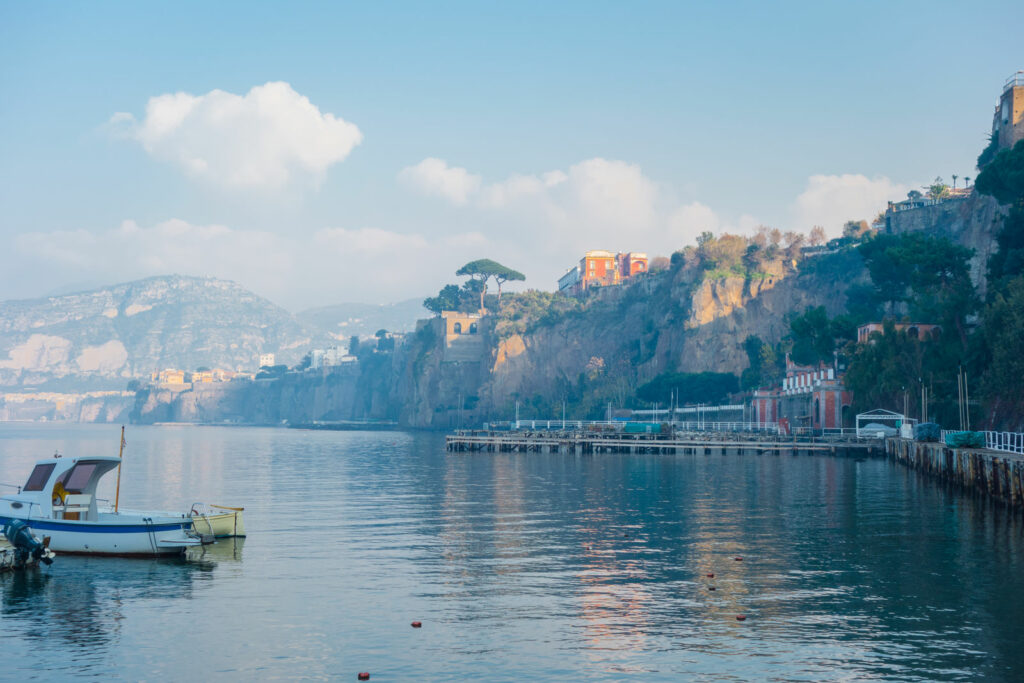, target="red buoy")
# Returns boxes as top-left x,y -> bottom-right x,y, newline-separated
736,615 -> 746,621
411,621 -> 422,628
734,557 -> 743,561
358,674 -> 370,681
706,573 -> 714,578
